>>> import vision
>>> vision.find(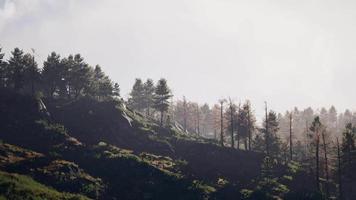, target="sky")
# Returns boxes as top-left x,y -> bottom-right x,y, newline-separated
1,0 -> 356,118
